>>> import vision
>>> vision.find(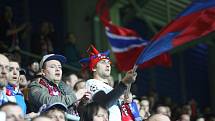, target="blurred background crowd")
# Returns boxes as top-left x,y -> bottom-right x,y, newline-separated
1,0 -> 215,121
